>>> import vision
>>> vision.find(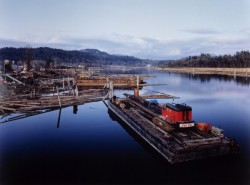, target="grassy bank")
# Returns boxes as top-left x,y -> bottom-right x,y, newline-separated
158,67 -> 250,77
